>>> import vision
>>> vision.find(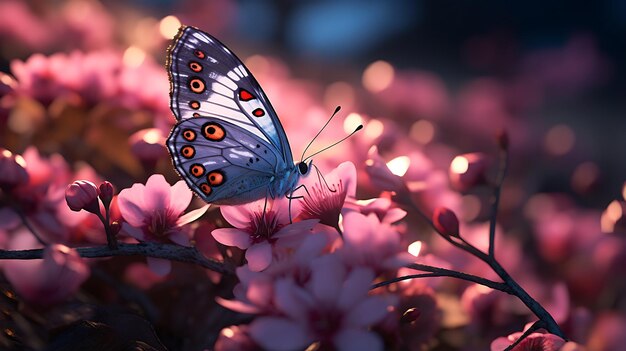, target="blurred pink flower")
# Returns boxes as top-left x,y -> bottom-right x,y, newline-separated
298,161 -> 357,231
117,174 -> 209,275
0,1 -> 51,51
339,211 -> 415,274
3,230 -> 89,305
586,313 -> 626,351
248,254 -> 390,351
0,147 -> 28,188
212,198 -> 318,272
129,128 -> 168,163
365,146 -> 405,193
449,152 -> 489,191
